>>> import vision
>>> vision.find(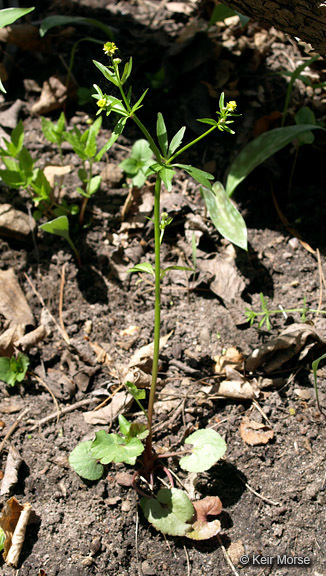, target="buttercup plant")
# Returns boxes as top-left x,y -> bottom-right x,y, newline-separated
69,42 -> 247,537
